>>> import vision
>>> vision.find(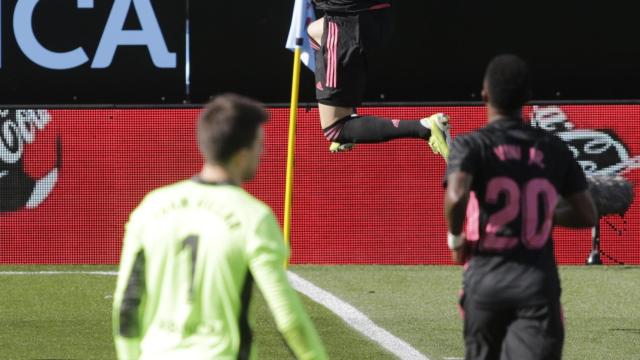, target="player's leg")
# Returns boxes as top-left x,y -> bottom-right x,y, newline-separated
309,17 -> 354,152
323,110 -> 449,145
309,15 -> 354,124
463,298 -> 513,360
307,17 -> 444,150
501,301 -> 564,360
307,16 -> 323,48
310,12 -> 450,156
